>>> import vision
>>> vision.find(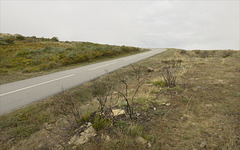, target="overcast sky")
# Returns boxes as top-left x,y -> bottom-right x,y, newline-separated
1,0 -> 239,50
